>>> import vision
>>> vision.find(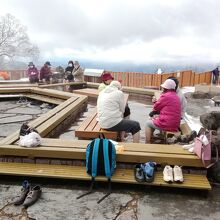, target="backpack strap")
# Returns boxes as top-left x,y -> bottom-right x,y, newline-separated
99,133 -> 106,139
76,177 -> 95,200
91,138 -> 100,177
103,139 -> 111,178
97,178 -> 111,204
